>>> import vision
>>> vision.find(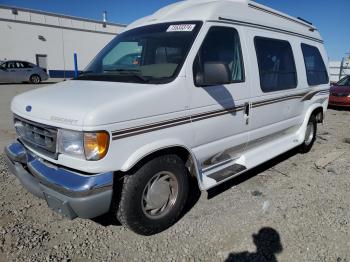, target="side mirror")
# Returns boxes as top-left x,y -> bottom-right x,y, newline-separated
195,62 -> 230,86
